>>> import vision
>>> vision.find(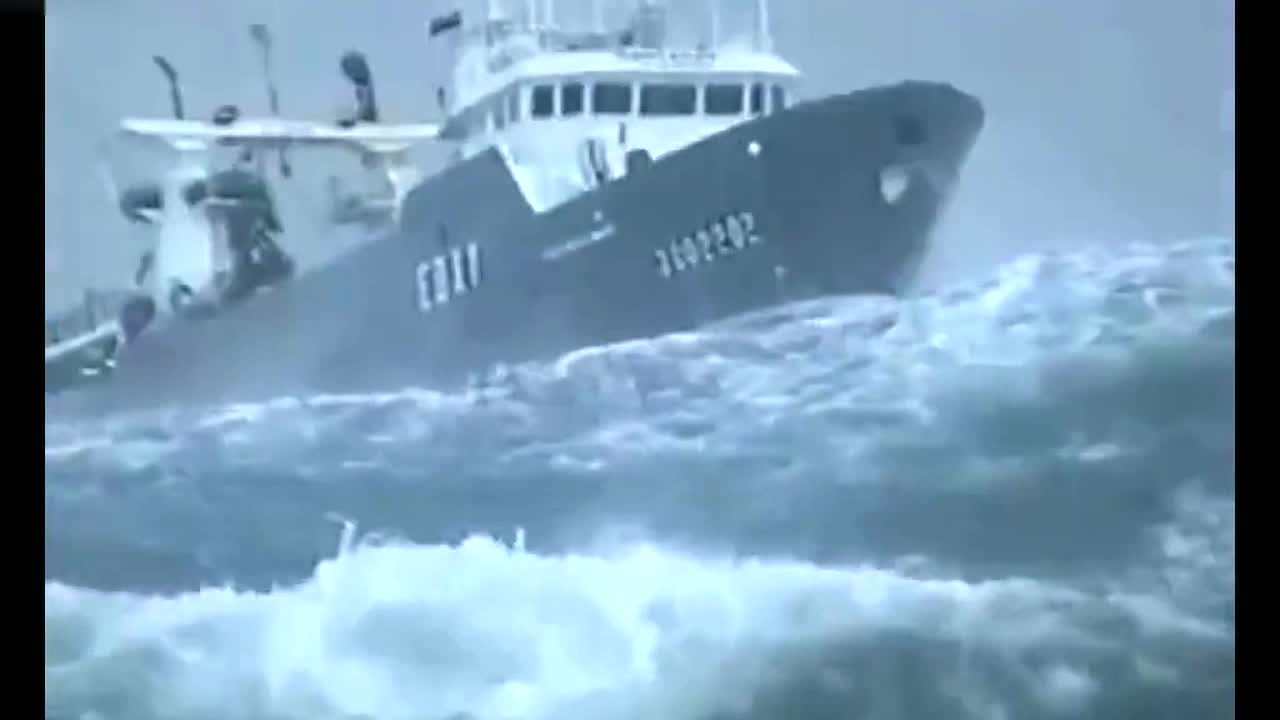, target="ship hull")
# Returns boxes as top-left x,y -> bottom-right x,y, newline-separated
49,81 -> 984,417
